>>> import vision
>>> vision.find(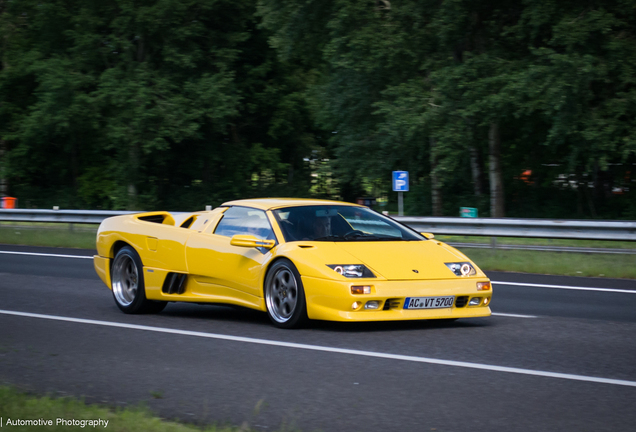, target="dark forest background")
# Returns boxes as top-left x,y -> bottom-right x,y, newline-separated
1,0 -> 635,219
